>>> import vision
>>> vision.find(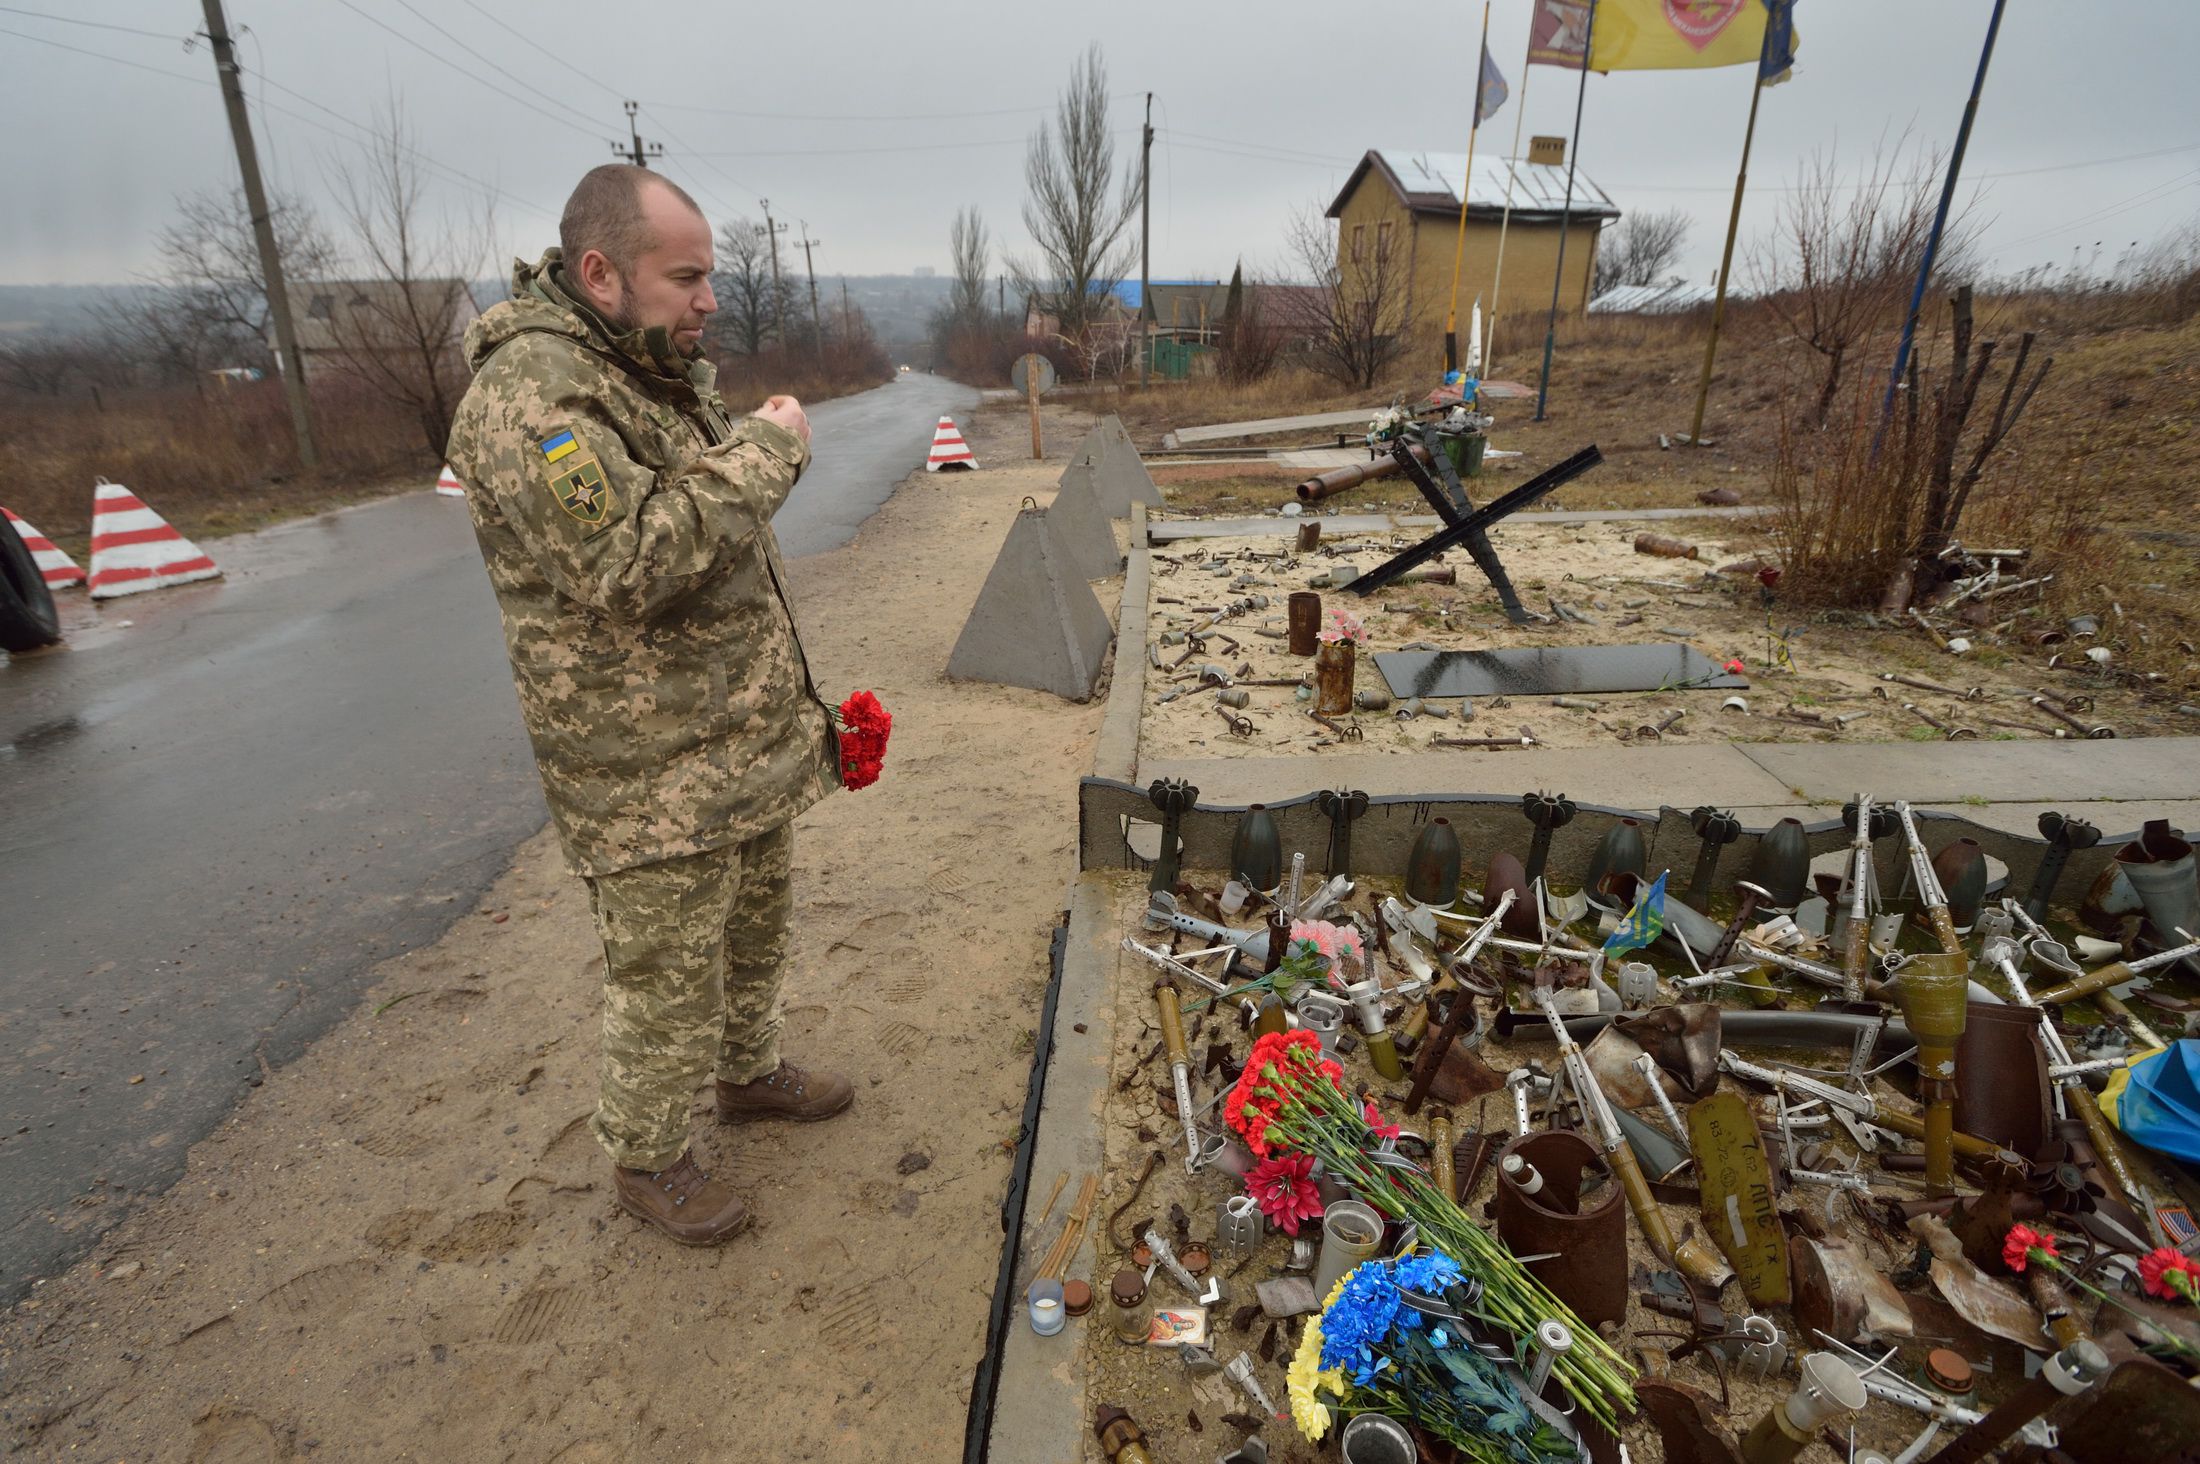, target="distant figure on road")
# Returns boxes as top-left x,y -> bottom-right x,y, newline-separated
445,164 -> 852,1246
